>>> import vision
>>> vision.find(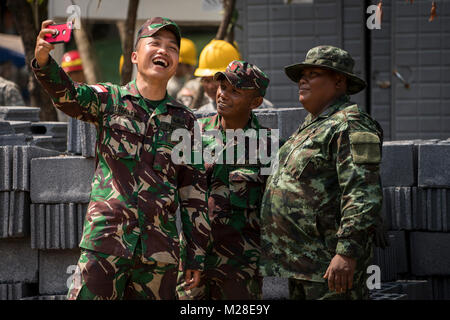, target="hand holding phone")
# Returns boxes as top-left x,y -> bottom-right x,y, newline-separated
43,22 -> 72,44
35,20 -> 71,68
